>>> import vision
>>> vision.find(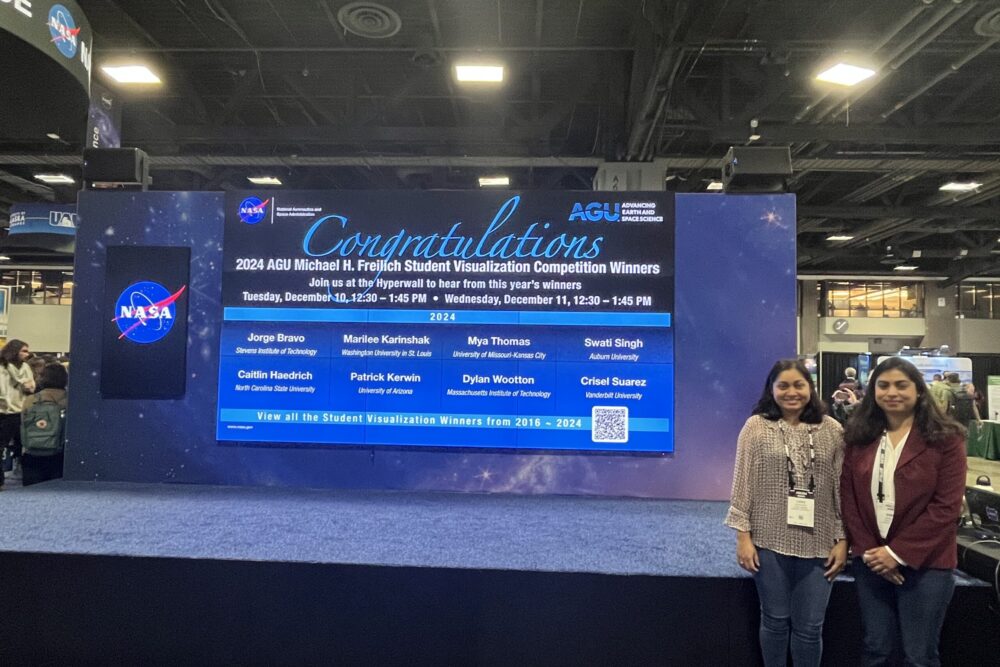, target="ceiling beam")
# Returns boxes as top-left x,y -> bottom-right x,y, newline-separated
123,125 -> 558,145
800,205 -> 1000,221
707,123 -> 1000,146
